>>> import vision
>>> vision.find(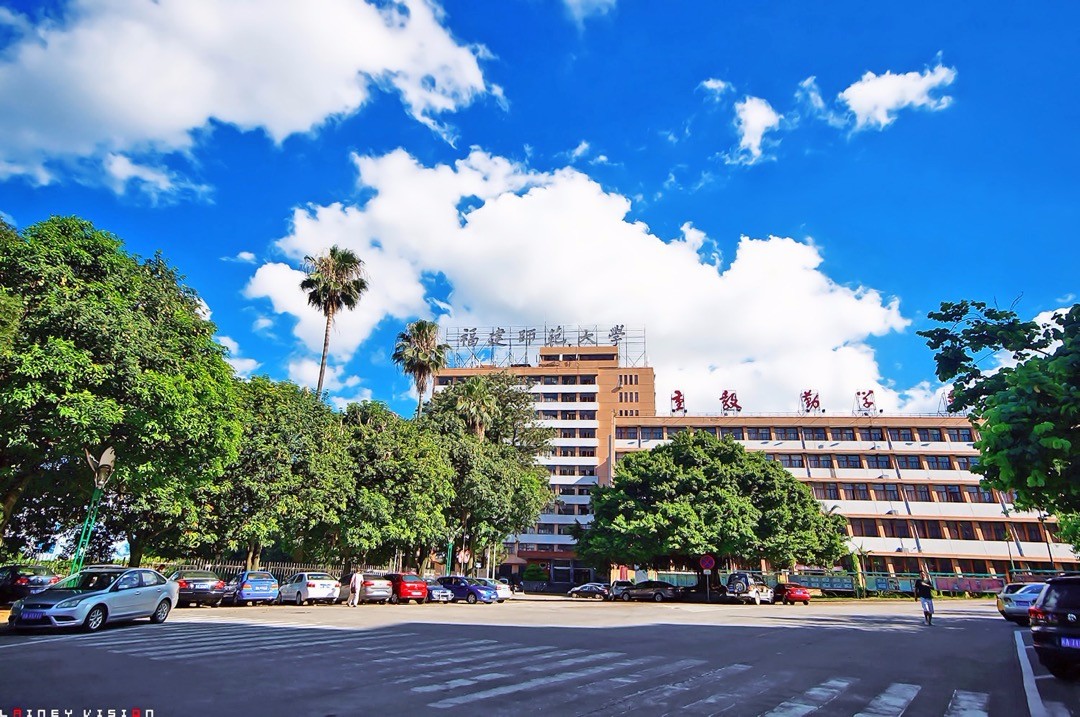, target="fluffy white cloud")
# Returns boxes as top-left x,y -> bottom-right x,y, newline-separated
568,141 -> 591,161
218,335 -> 261,377
288,357 -> 362,393
727,97 -> 783,165
839,63 -> 956,131
564,0 -> 617,26
0,0 -> 492,192
699,78 -> 732,100
254,148 -> 916,411
221,251 -> 257,264
794,76 -> 847,129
